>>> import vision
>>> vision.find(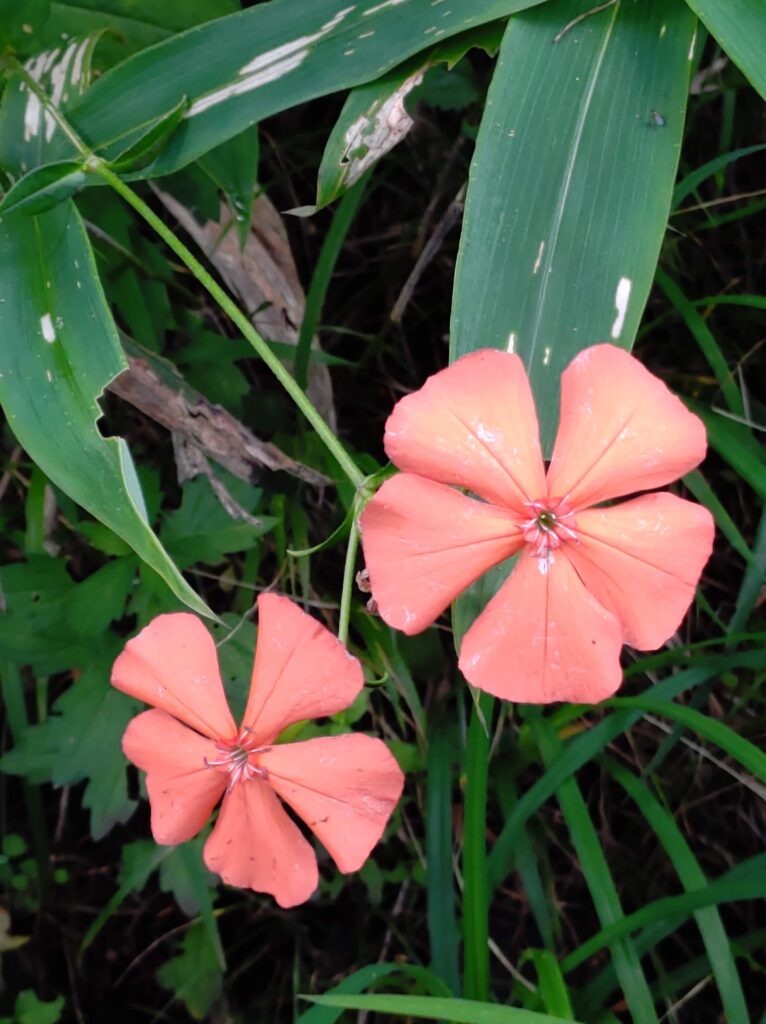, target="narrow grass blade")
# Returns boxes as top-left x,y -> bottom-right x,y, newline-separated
297,964 -> 451,1024
525,950 -> 575,1020
462,693 -> 493,1000
656,269 -> 743,415
729,505 -> 766,632
603,757 -> 749,1024
565,854 -> 766,971
683,470 -> 753,565
303,993 -> 585,1024
532,719 -> 658,1024
605,696 -> 766,783
426,720 -> 461,994
295,173 -> 369,389
487,661 -> 728,892
496,770 -> 556,949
